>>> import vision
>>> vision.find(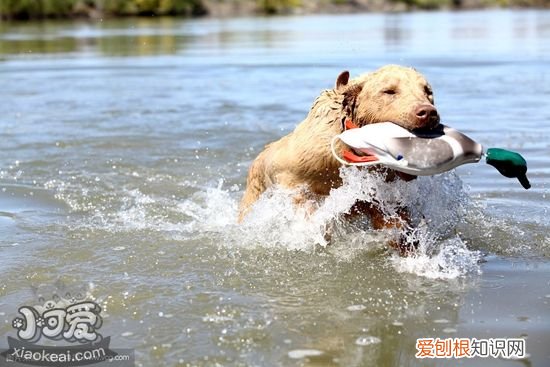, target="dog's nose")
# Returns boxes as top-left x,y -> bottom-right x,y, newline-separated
414,103 -> 439,128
